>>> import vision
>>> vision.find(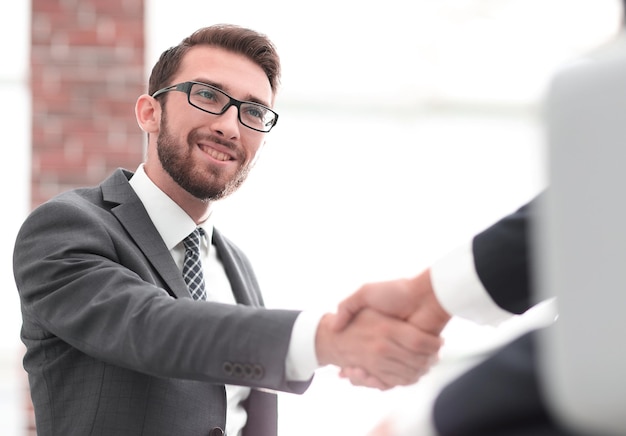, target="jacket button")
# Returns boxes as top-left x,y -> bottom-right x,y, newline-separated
233,363 -> 244,378
253,364 -> 264,379
209,428 -> 224,436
